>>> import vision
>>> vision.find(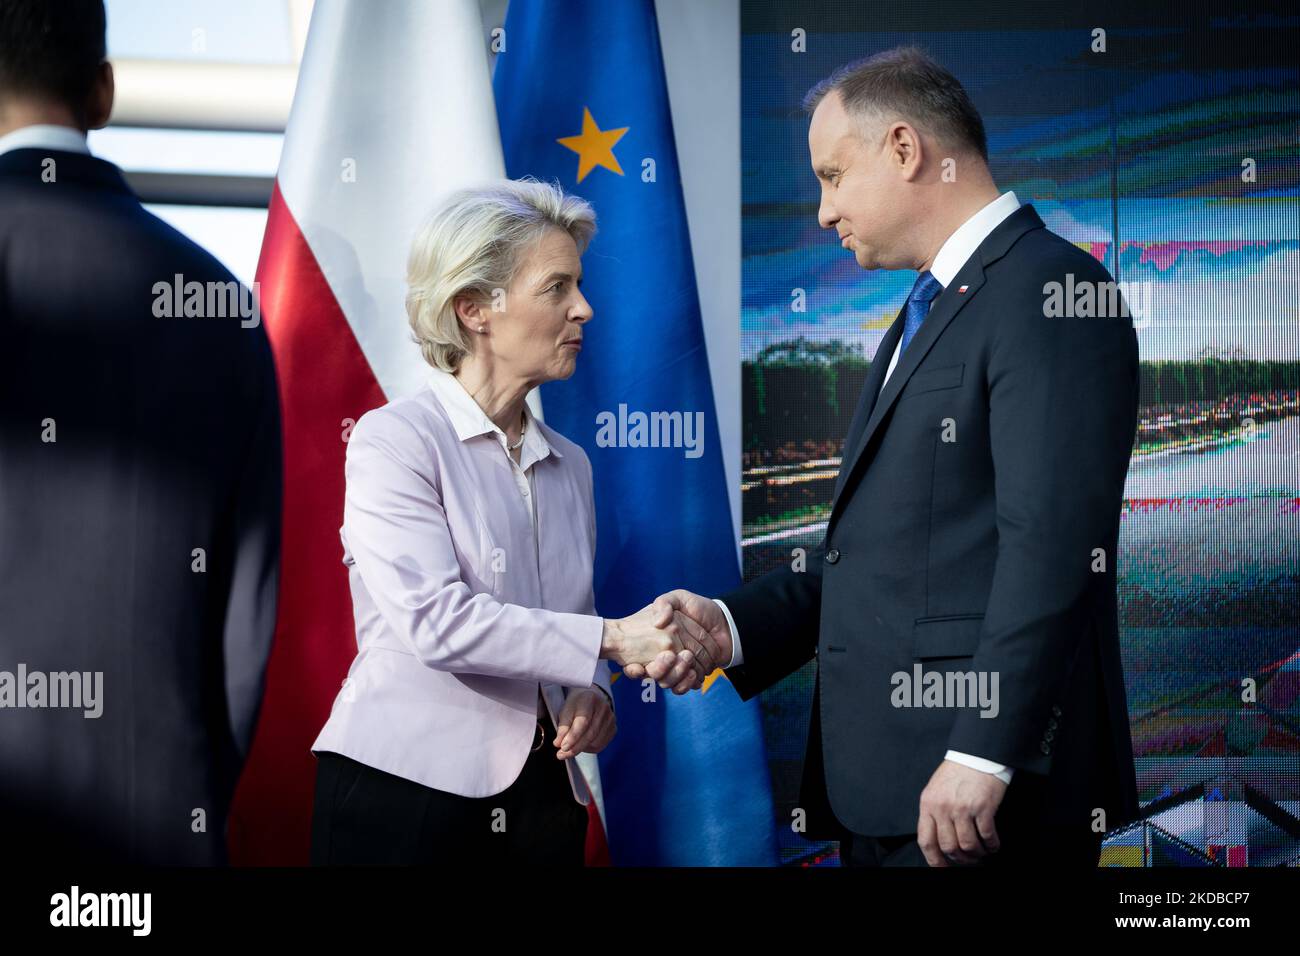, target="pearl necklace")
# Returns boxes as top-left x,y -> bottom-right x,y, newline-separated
507,414 -> 527,450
